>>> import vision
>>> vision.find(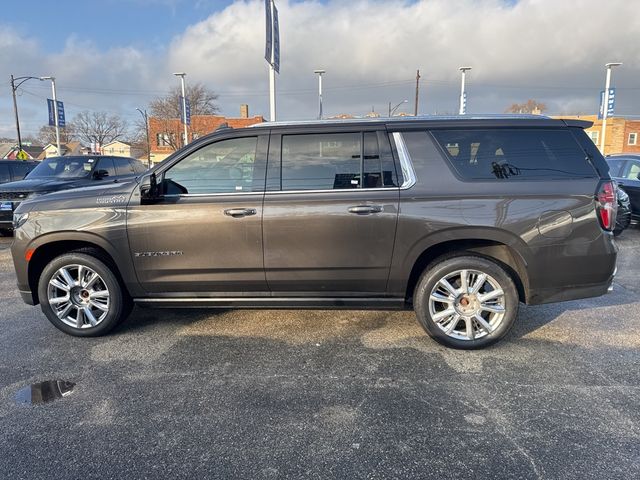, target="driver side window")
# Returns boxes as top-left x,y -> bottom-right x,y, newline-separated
164,137 -> 259,195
